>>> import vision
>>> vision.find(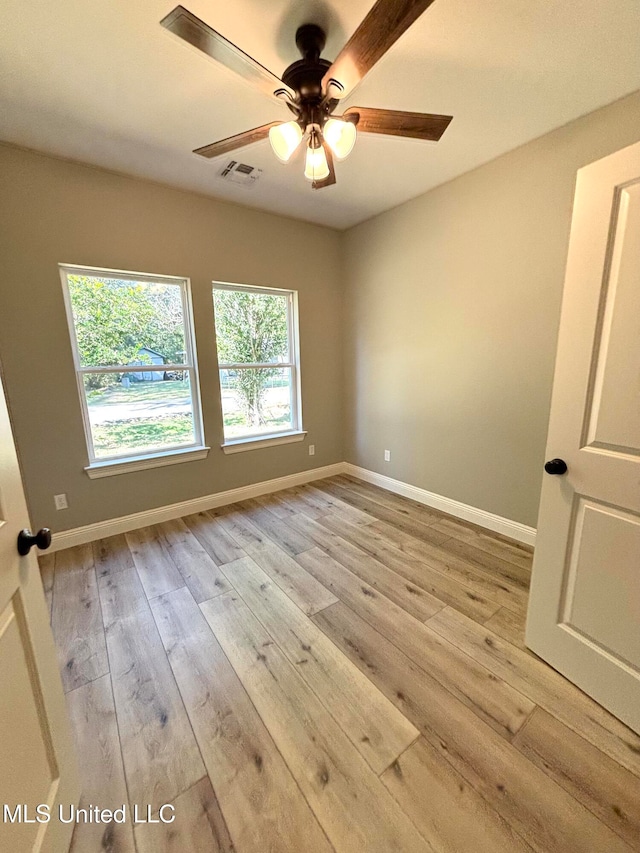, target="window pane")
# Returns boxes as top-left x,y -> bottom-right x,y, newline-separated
214,289 -> 289,365
220,367 -> 293,439
68,275 -> 186,367
84,372 -> 196,458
